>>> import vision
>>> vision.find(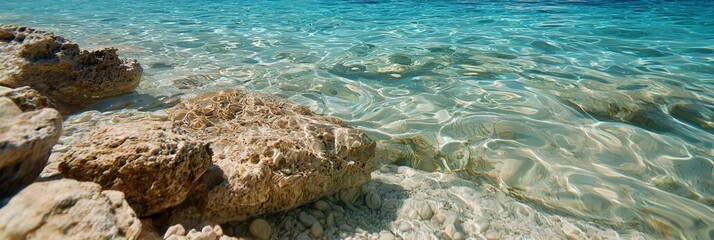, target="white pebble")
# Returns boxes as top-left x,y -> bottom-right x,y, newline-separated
444,224 -> 464,240
416,201 -> 433,220
398,221 -> 411,232
164,224 -> 186,239
213,225 -> 223,236
311,222 -> 324,238
378,231 -> 396,240
249,219 -> 272,240
485,230 -> 500,240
